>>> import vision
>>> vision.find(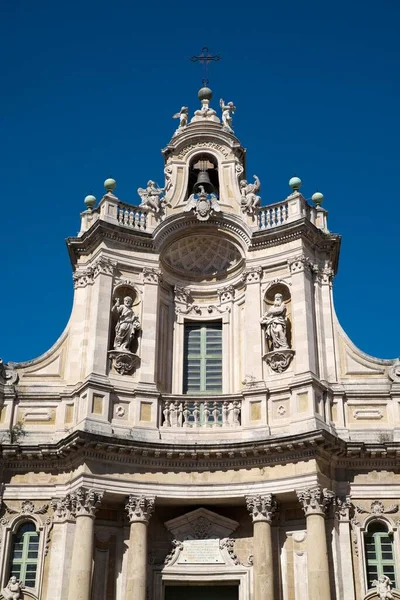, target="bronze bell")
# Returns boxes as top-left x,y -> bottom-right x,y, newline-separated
193,169 -> 215,194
